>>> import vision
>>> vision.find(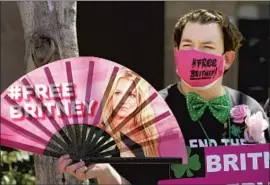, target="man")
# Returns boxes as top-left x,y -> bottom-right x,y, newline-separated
58,9 -> 269,184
